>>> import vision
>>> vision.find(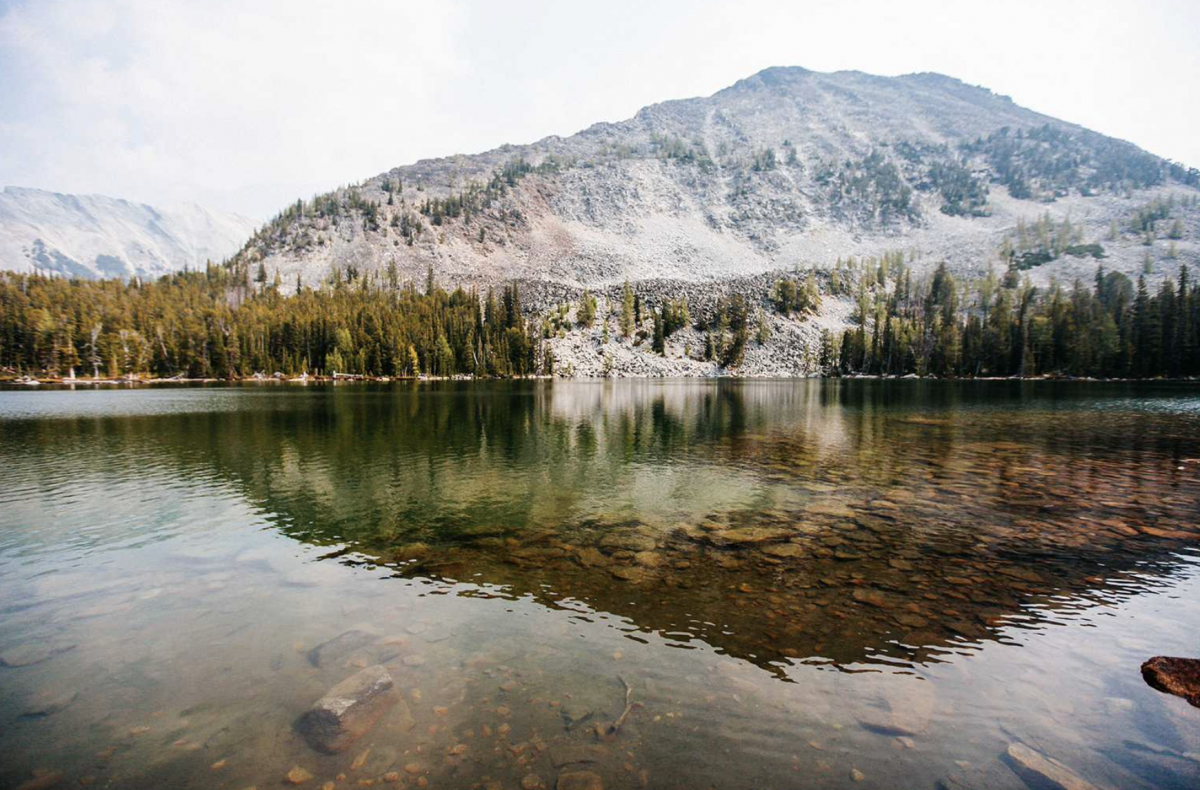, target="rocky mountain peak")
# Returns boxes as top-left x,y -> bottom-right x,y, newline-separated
227,66 -> 1197,303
